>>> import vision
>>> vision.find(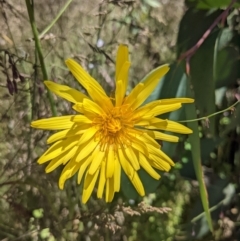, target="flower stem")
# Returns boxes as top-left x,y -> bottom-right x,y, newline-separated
180,100 -> 240,123
25,0 -> 57,116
